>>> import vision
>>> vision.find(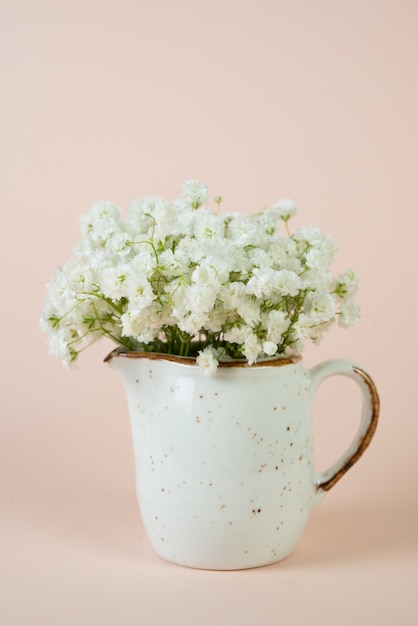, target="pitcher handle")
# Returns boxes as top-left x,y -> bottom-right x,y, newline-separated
309,359 -> 380,496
